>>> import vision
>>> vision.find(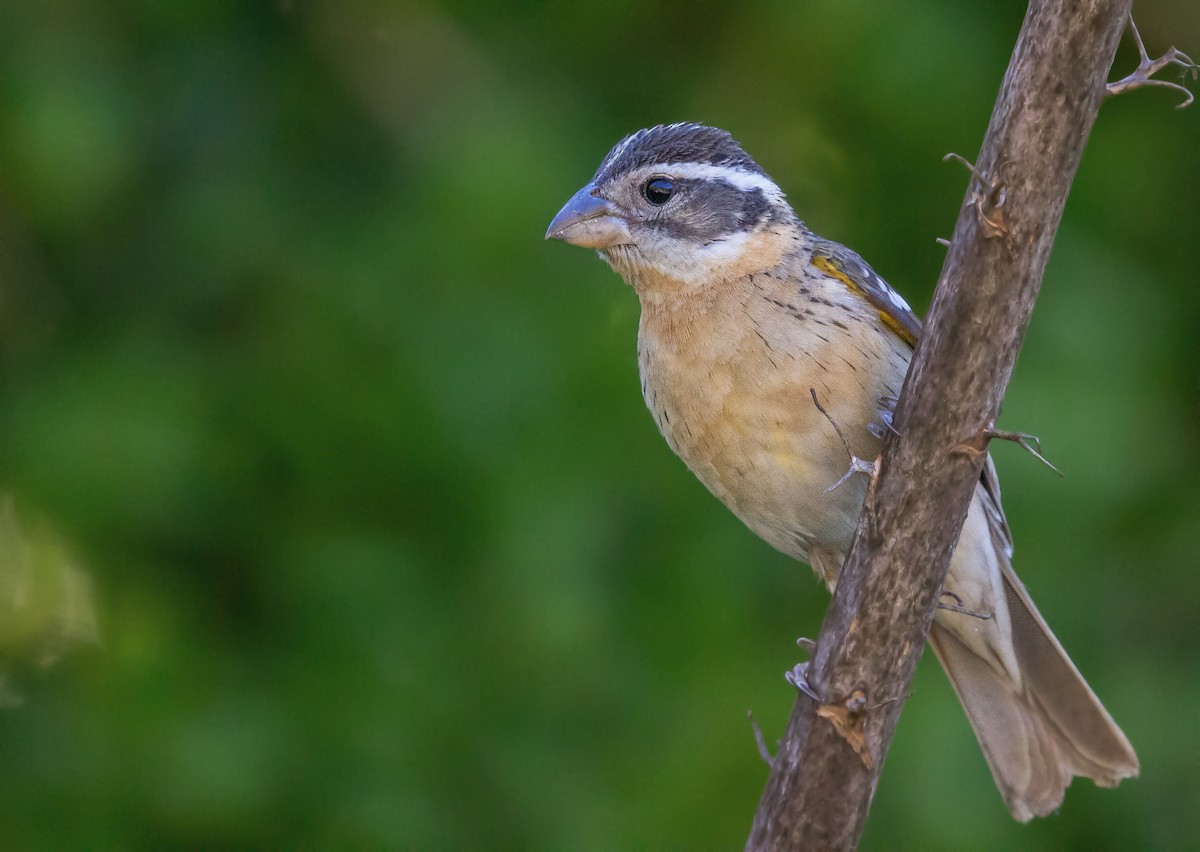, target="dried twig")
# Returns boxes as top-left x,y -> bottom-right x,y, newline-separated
1106,16 -> 1197,109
